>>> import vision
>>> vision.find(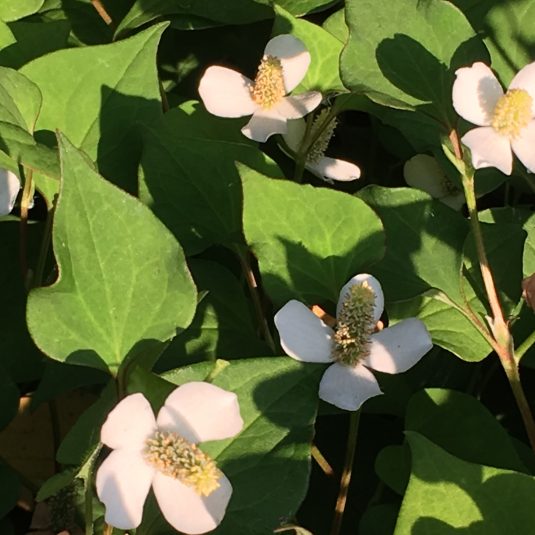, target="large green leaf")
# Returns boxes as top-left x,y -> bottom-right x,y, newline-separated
21,23 -> 166,192
273,5 -> 344,92
134,357 -> 322,535
139,107 -> 281,255
341,0 -> 489,123
27,135 -> 197,375
241,165 -> 385,307
395,432 -> 535,534
0,0 -> 44,22
358,186 -> 468,304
